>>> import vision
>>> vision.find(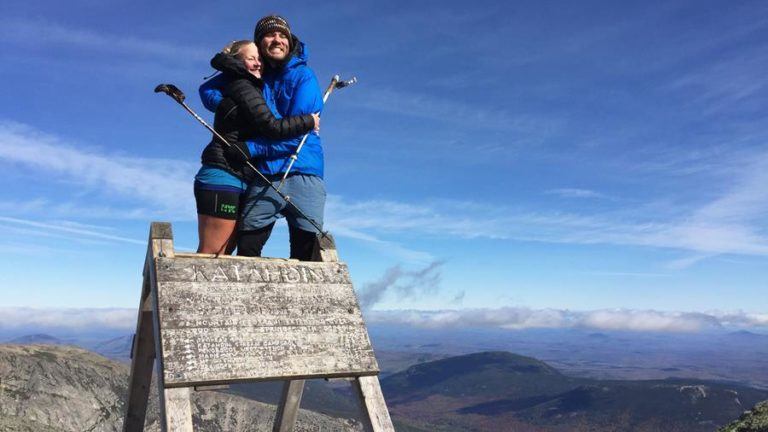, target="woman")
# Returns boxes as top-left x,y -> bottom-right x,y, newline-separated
194,40 -> 319,254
